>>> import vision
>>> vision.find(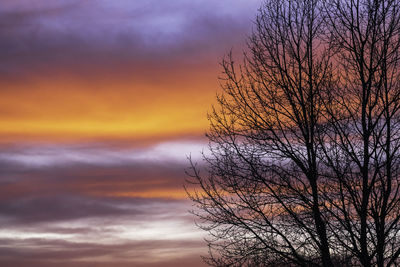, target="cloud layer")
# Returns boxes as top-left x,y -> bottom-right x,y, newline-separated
0,141 -> 207,266
0,0 -> 259,78
0,0 -> 261,265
